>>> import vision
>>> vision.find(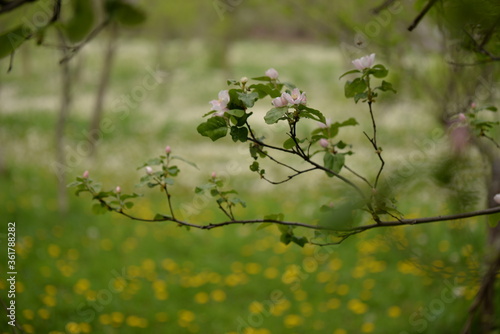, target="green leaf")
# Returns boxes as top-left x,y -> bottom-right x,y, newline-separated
197,117 -> 228,141
249,84 -> 281,98
230,197 -> 246,208
230,126 -> 248,142
67,181 -> 81,188
0,25 -> 32,60
171,156 -> 198,169
377,80 -> 397,94
109,1 -> 147,26
344,78 -> 367,98
257,223 -> 273,231
264,107 -> 288,124
64,0 -> 95,43
354,92 -> 368,103
264,213 -> 284,221
154,213 -> 171,220
339,69 -> 361,79
298,106 -> 326,123
251,76 -> 272,81
92,203 -> 108,215
124,202 -> 134,209
249,161 -> 259,172
369,64 -> 388,78
280,232 -> 292,245
237,91 -> 259,108
226,109 -> 245,117
292,236 -> 308,247
323,153 -> 345,177
485,106 -> 498,112
283,137 -> 297,149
